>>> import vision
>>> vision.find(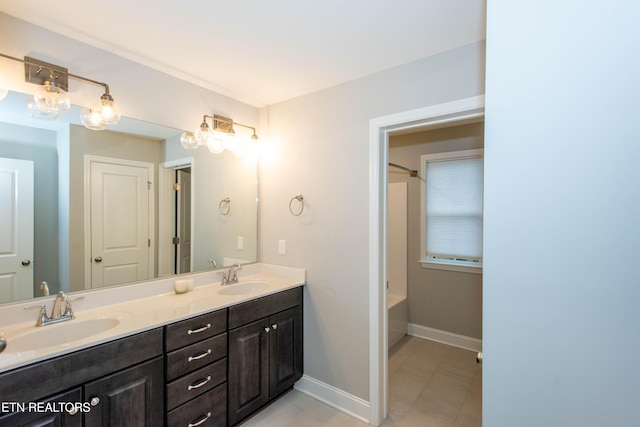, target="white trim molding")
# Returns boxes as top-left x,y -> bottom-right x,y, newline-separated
408,324 -> 483,353
294,375 -> 370,423
368,95 -> 485,426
